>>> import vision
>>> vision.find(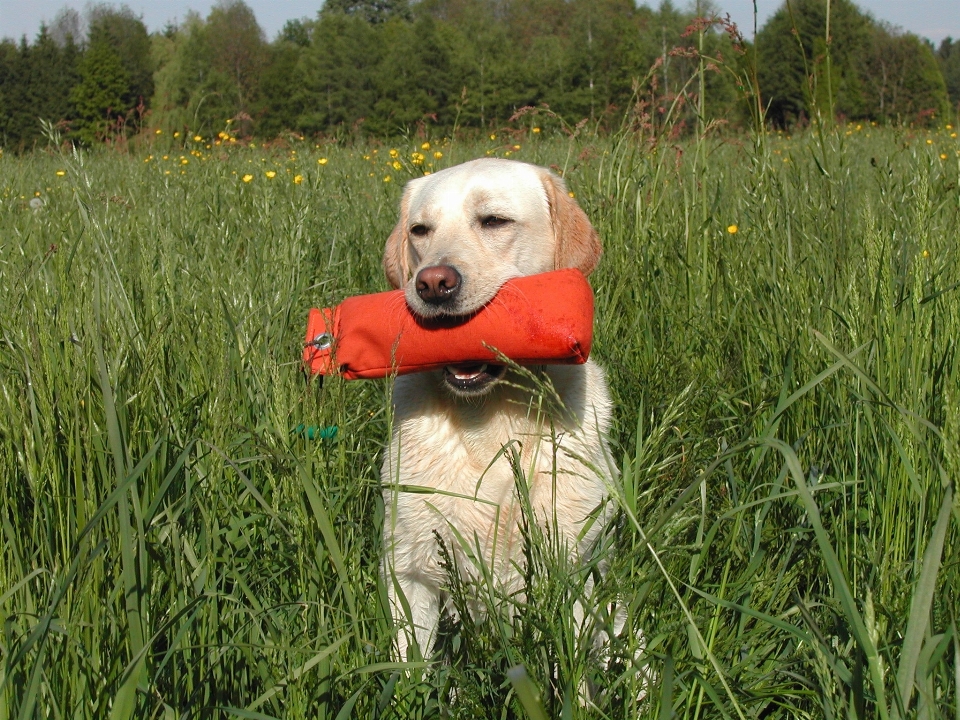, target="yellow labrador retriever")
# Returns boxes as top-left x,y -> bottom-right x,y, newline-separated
381,158 -> 617,661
